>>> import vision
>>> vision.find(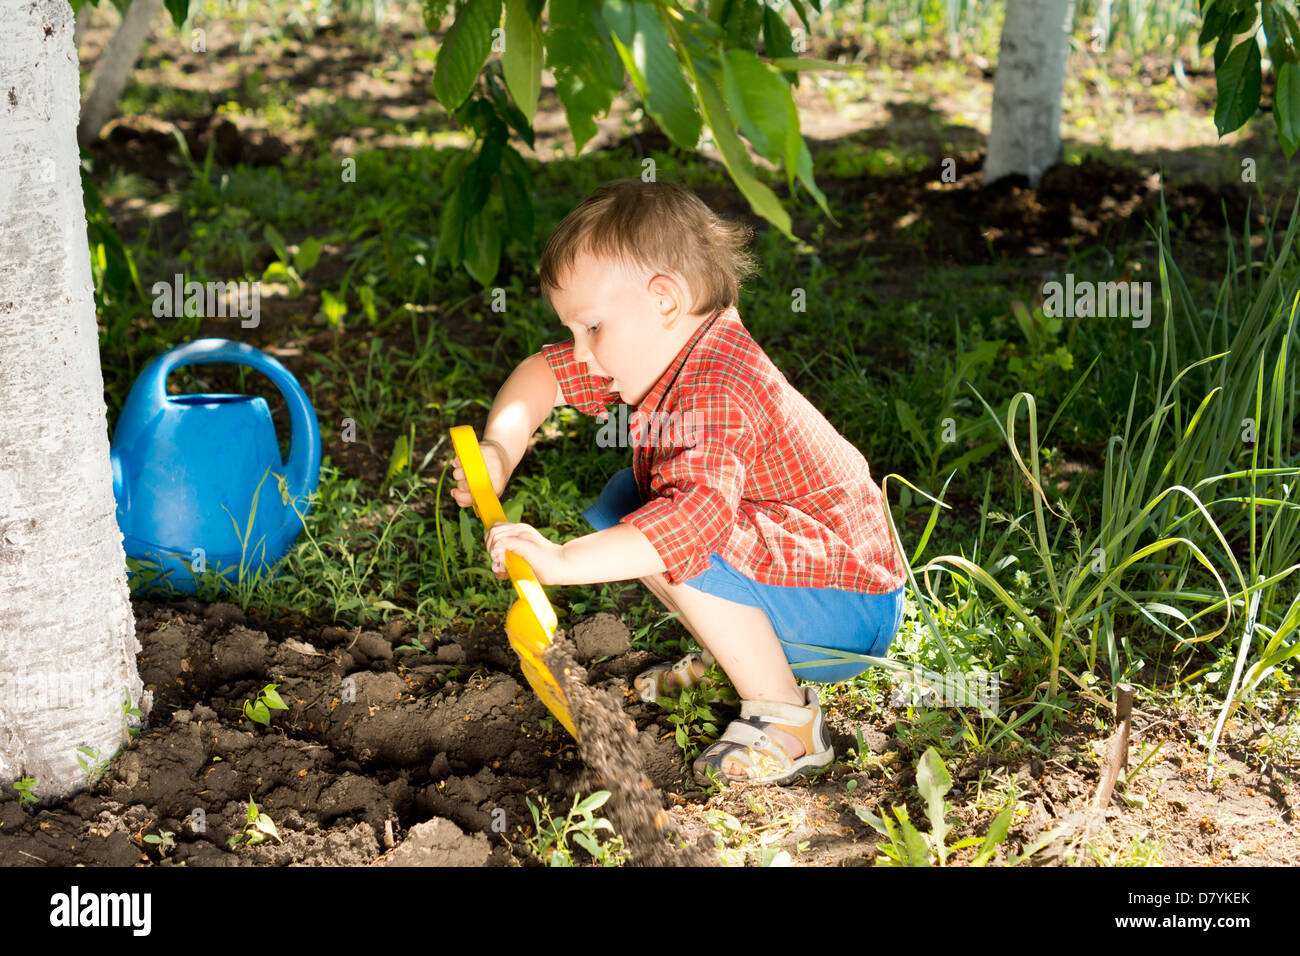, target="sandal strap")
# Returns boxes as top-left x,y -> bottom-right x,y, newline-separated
739,687 -> 819,723
736,692 -> 822,760
717,718 -> 774,750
